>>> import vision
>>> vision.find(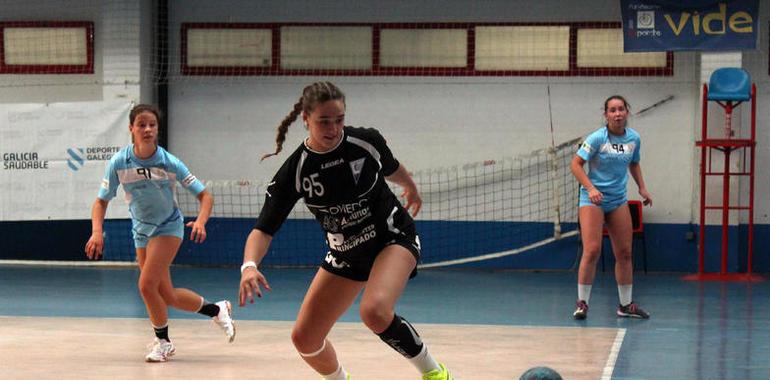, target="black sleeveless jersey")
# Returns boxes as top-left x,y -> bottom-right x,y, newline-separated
254,126 -> 415,256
